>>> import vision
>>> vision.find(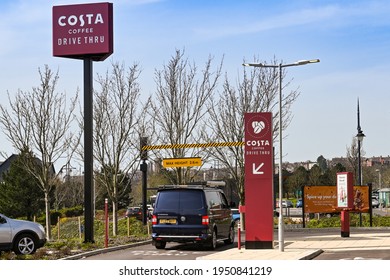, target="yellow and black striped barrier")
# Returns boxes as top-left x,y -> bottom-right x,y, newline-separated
141,141 -> 245,150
